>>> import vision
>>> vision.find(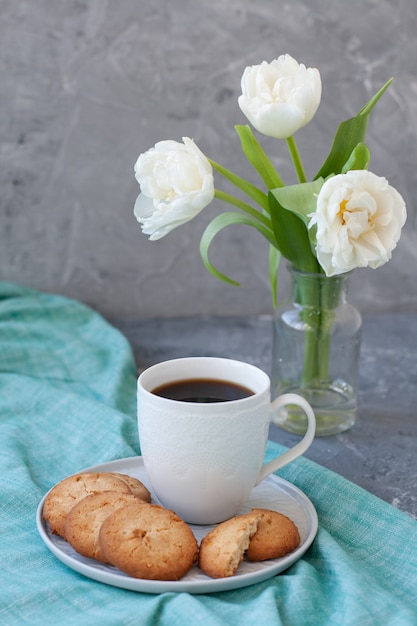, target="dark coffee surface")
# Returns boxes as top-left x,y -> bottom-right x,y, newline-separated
152,378 -> 254,403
